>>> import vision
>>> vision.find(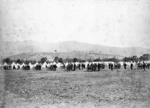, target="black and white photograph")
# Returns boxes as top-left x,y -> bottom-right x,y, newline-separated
0,0 -> 150,107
